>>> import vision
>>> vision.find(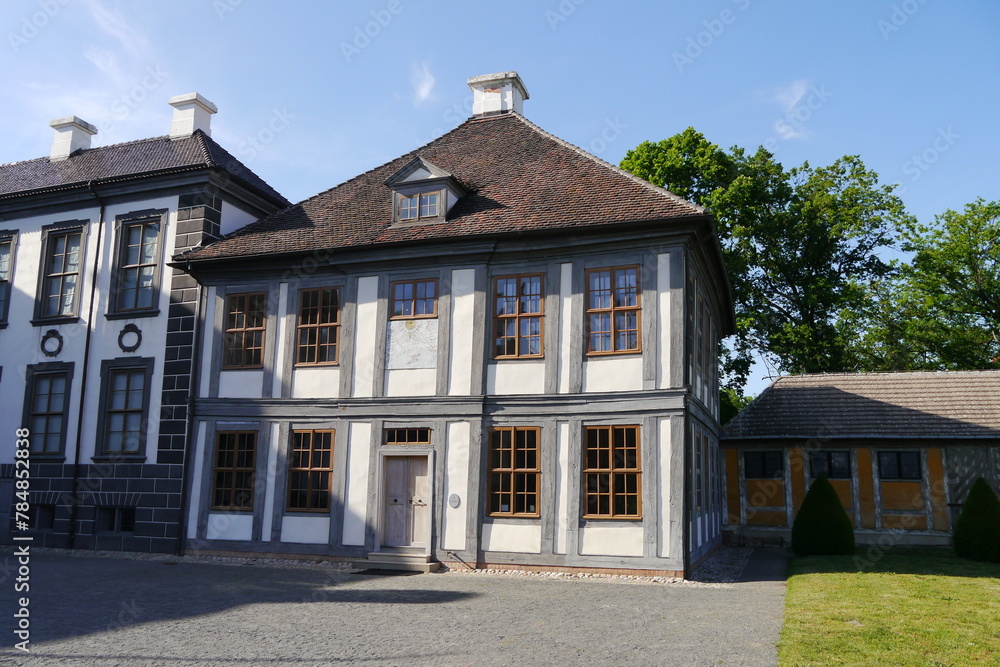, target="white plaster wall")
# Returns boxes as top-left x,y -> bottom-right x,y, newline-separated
342,422 -> 372,546
220,200 -> 259,237
656,252 -> 672,390
657,417 -> 672,558
448,268 -> 475,396
557,262 -> 573,394
386,319 -> 437,369
487,361 -> 545,395
206,513 -> 253,541
261,421 -> 281,542
218,370 -> 264,398
443,421 -> 470,551
352,277 -> 379,398
554,422 -> 570,555
280,516 -> 330,544
269,282 -> 288,399
579,525 -> 644,557
291,367 -> 341,398
186,420 -> 208,539
482,522 -> 542,554
582,356 -> 643,393
0,195 -> 181,464
384,368 -> 436,397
